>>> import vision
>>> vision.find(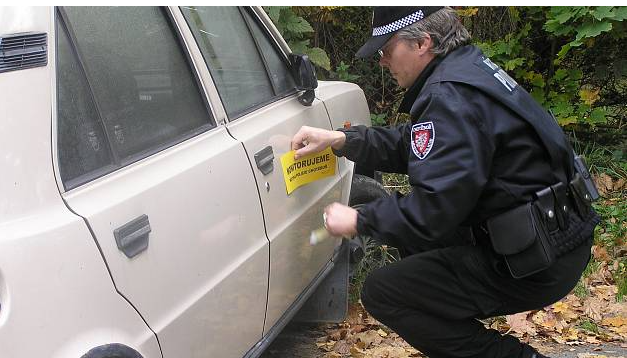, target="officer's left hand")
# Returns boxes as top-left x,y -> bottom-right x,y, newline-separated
291,126 -> 346,160
324,202 -> 358,237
